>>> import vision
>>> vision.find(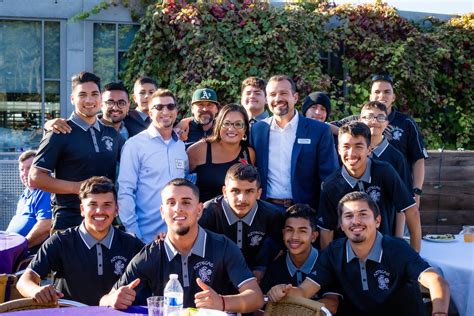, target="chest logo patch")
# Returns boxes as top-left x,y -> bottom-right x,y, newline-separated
374,270 -> 390,290
248,231 -> 265,247
386,126 -> 403,141
366,186 -> 381,203
102,136 -> 114,151
111,256 -> 127,276
194,261 -> 214,283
